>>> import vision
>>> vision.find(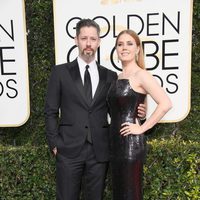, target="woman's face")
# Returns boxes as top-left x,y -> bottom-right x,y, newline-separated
116,33 -> 139,63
